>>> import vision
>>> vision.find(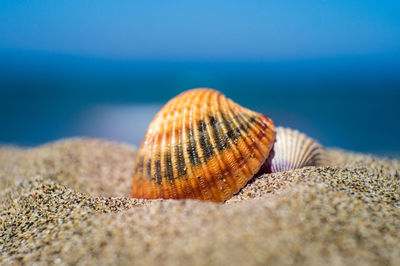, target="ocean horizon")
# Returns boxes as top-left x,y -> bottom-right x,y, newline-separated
1,50 -> 399,158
